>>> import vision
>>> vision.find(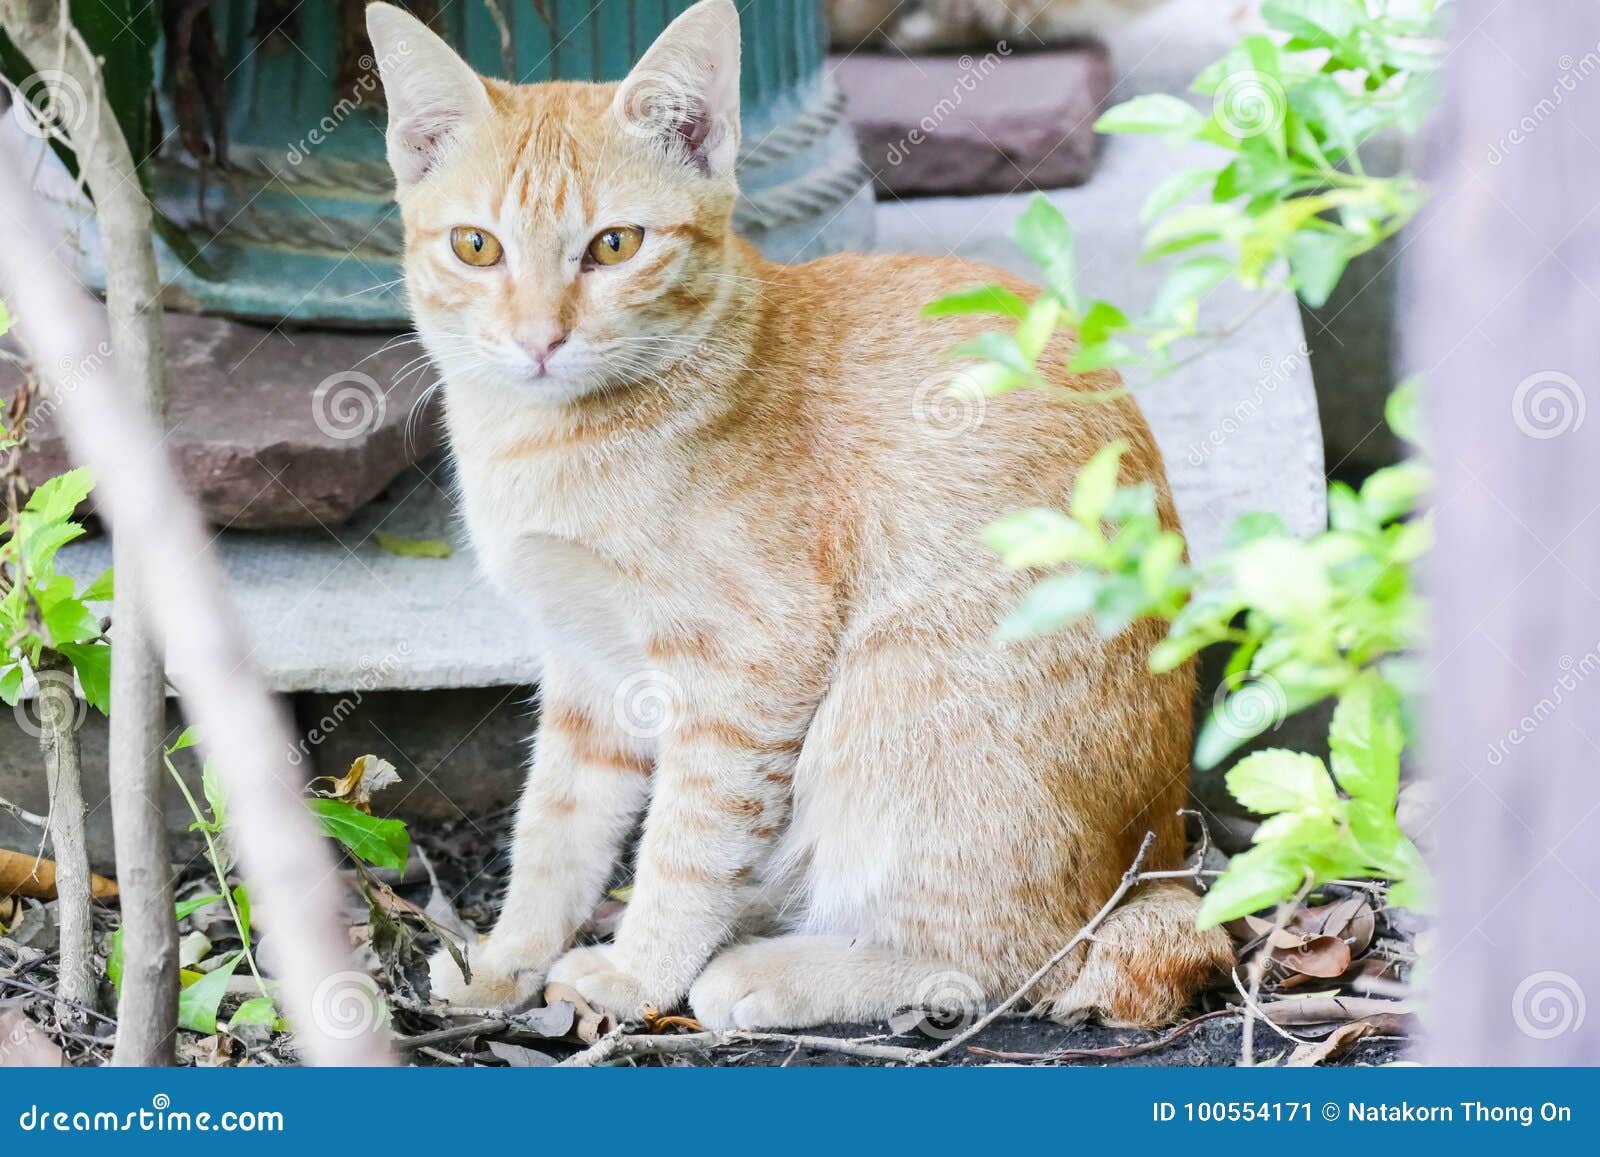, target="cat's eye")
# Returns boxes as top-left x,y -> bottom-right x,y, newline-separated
450,226 -> 503,268
587,226 -> 645,267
